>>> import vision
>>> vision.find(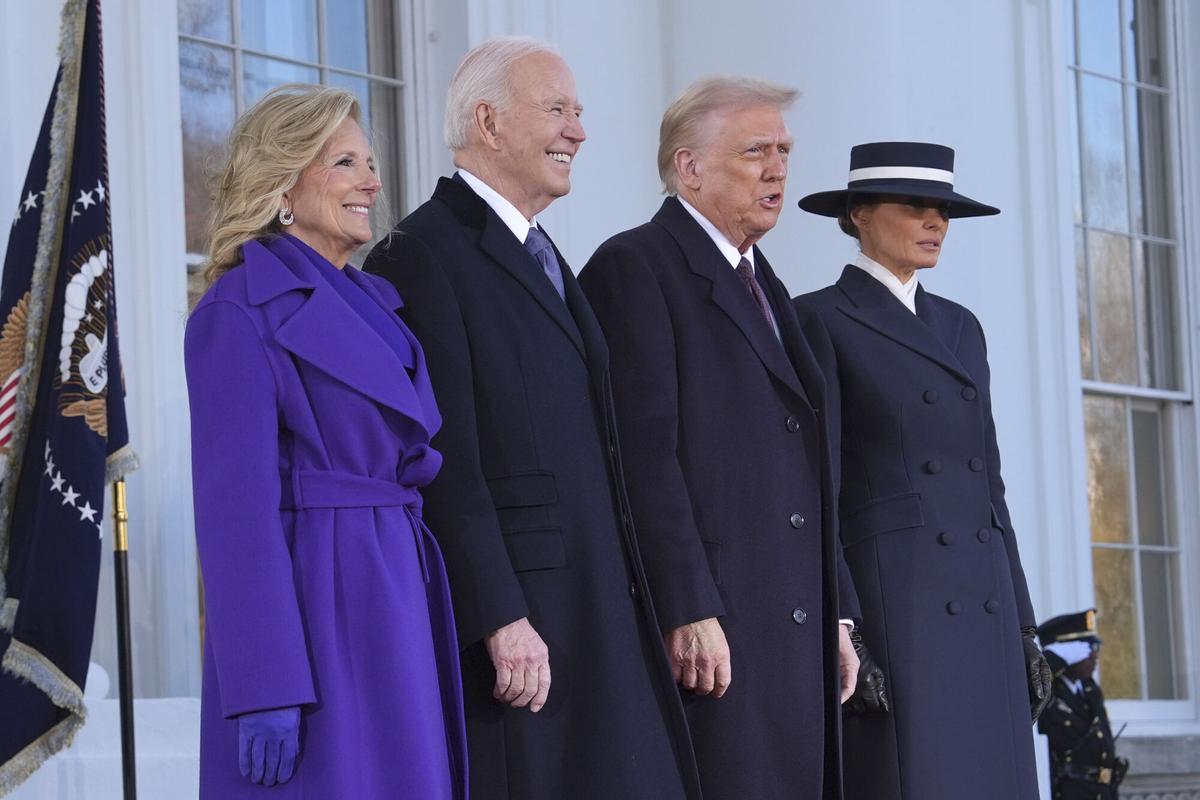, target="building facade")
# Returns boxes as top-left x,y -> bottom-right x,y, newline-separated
1,1 -> 1198,797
